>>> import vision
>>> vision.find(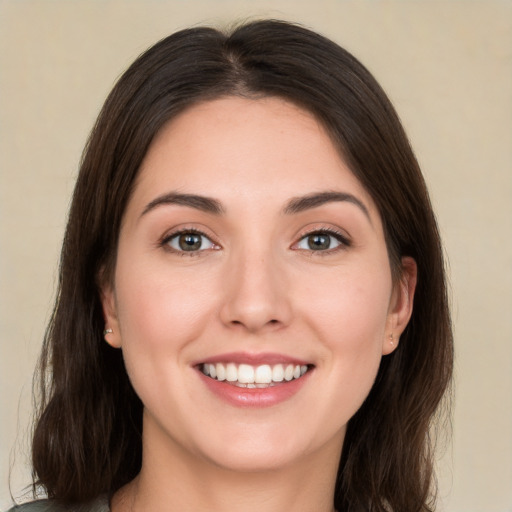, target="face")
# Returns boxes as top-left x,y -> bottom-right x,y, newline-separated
102,97 -> 415,473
